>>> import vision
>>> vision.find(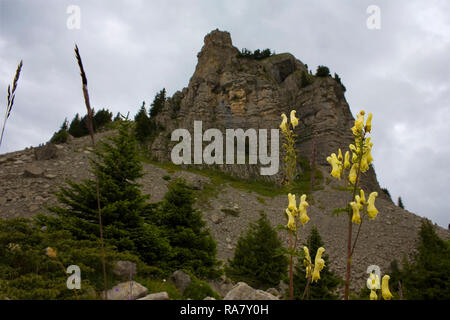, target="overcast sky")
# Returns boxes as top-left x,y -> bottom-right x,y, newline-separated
0,0 -> 449,227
